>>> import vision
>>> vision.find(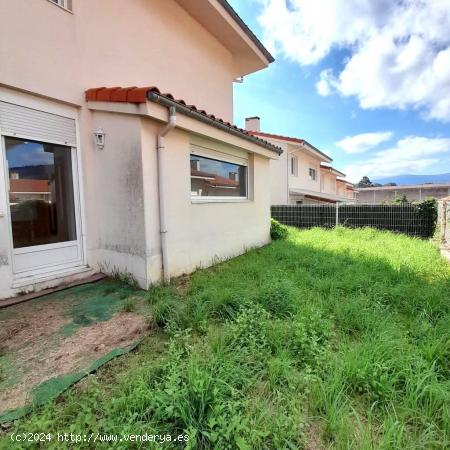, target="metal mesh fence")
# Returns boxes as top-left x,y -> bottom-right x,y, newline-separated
271,203 -> 436,238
